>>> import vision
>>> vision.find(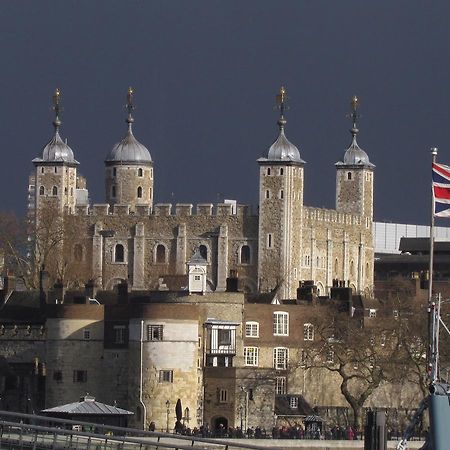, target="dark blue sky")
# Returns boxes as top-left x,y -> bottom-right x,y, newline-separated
1,1 -> 450,224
